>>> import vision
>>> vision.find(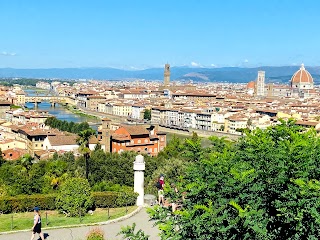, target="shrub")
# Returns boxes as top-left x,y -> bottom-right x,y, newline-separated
86,227 -> 105,240
92,190 -> 138,208
92,192 -> 118,208
56,178 -> 93,217
0,194 -> 56,213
